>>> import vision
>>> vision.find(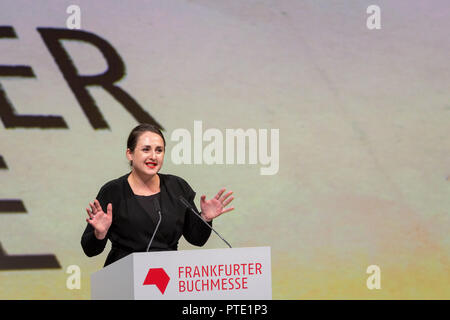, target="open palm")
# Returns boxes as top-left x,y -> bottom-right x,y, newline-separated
86,199 -> 112,239
200,188 -> 234,222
